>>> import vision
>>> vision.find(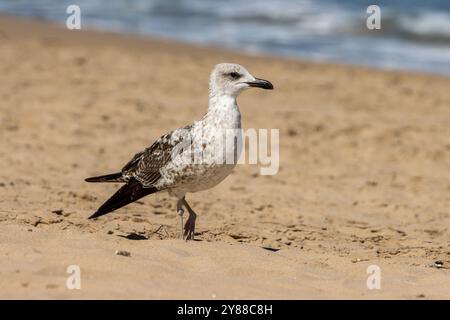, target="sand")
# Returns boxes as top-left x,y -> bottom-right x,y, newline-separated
0,15 -> 449,299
